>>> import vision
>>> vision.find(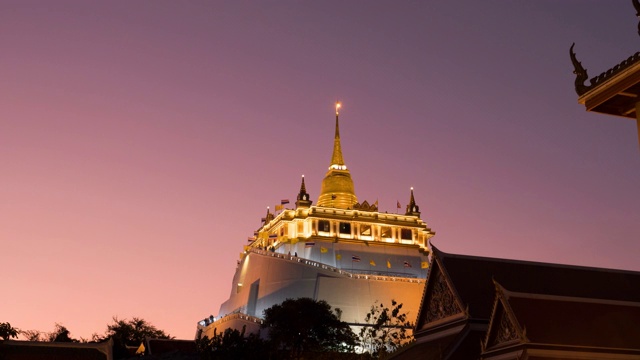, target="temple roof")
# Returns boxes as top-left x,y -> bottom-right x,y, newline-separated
500,288 -> 640,349
573,45 -> 640,119
426,245 -> 640,320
